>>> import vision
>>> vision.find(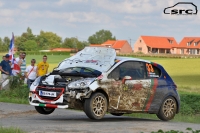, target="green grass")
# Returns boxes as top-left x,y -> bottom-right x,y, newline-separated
25,54 -> 69,72
0,126 -> 26,133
